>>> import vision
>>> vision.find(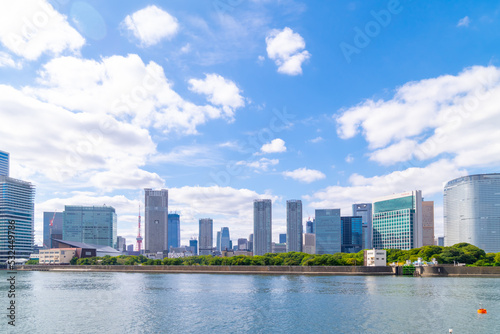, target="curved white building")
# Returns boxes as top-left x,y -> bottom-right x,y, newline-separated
444,174 -> 500,253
